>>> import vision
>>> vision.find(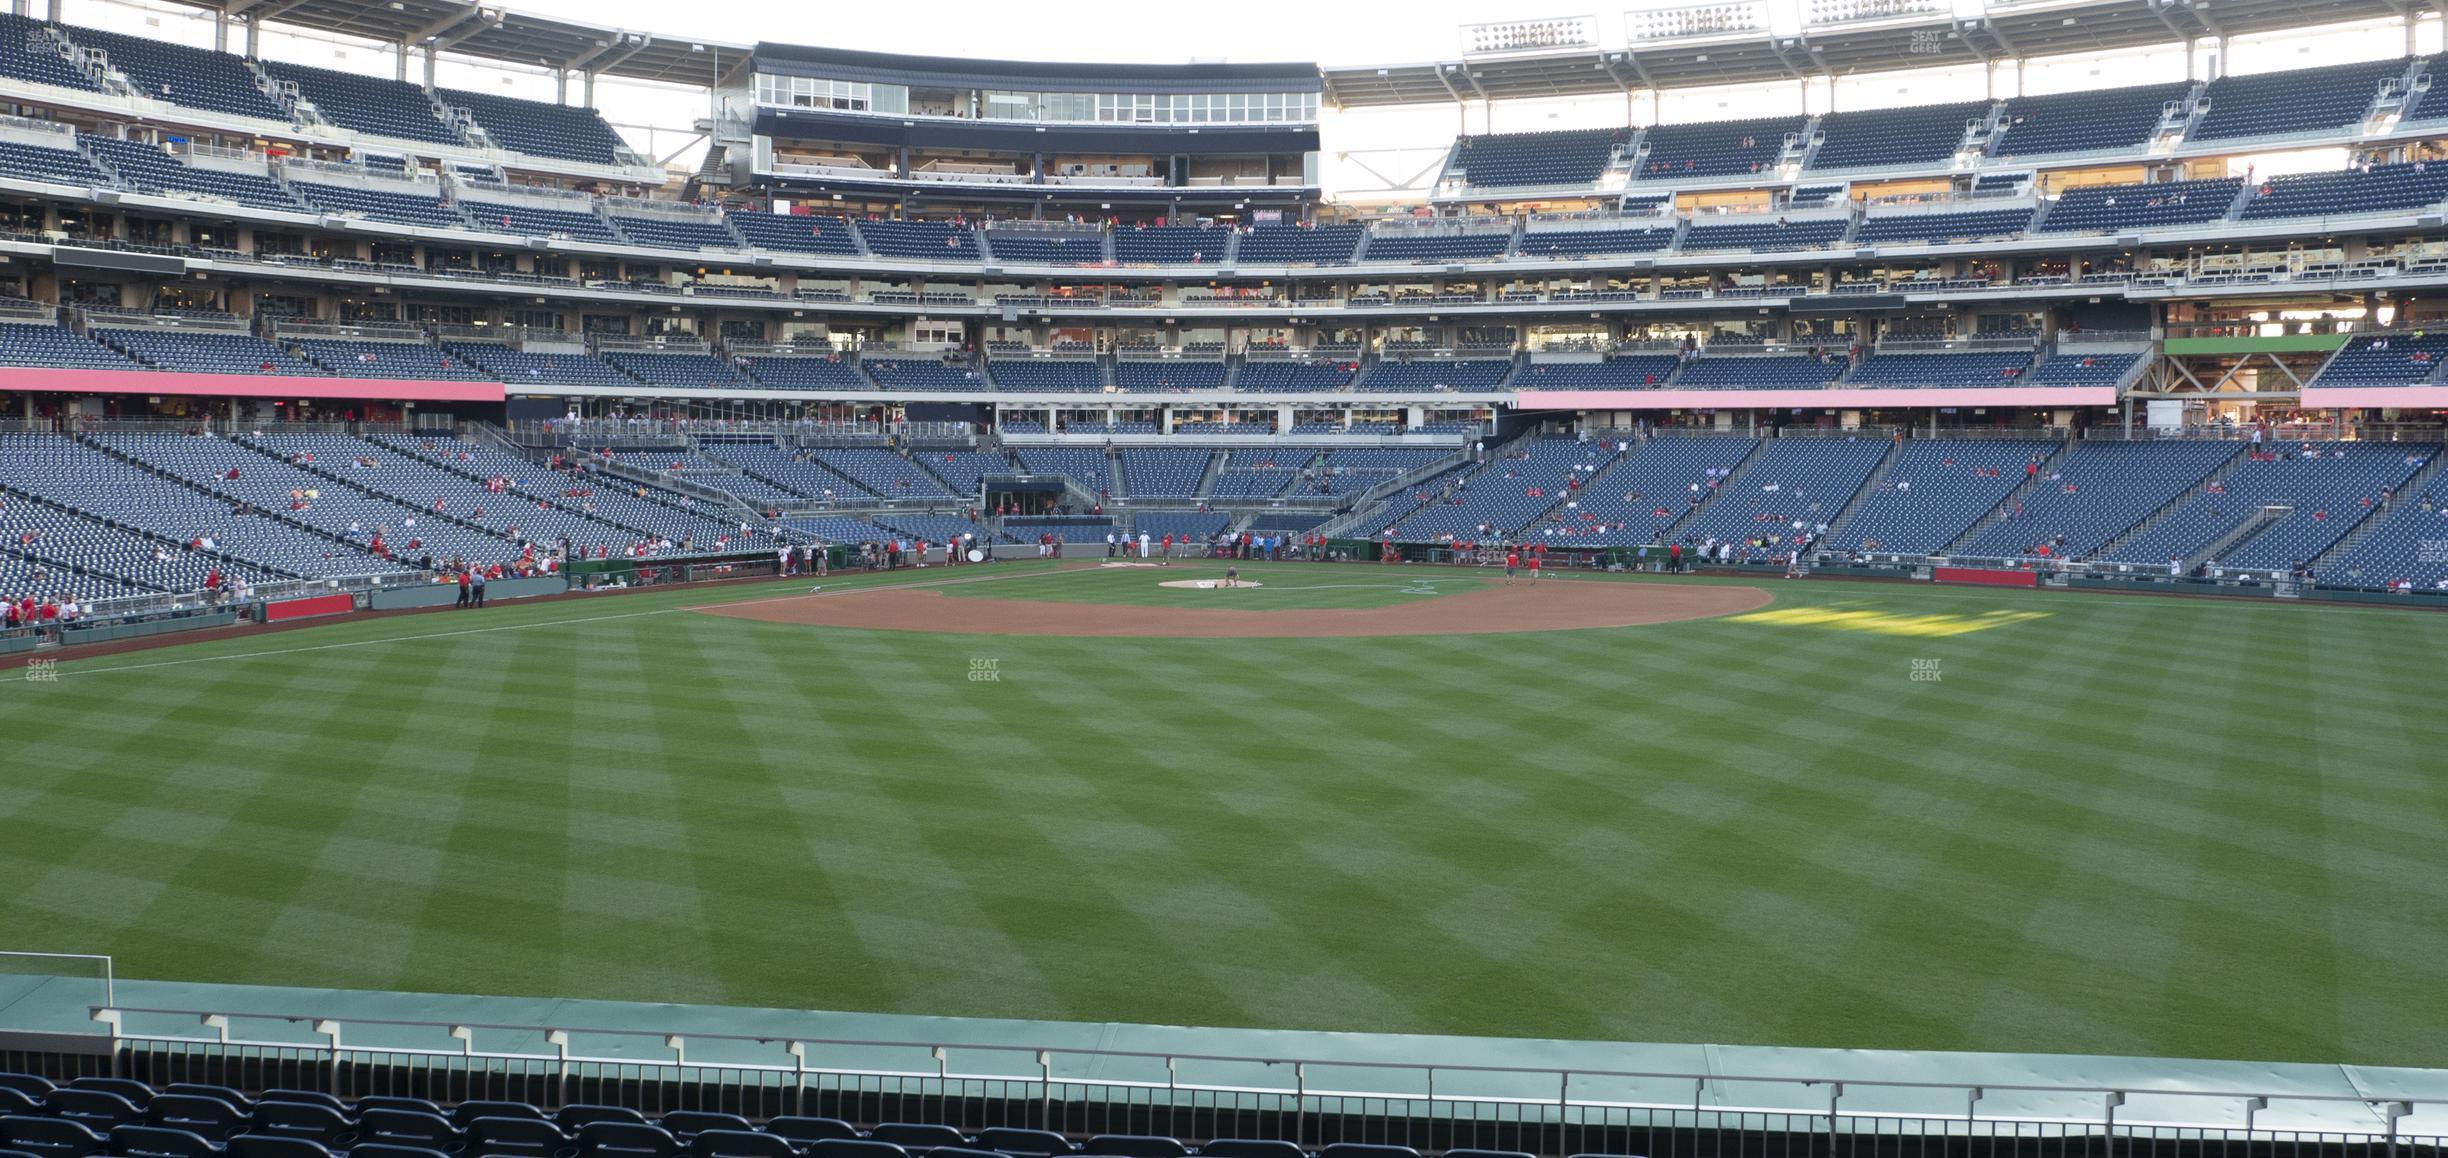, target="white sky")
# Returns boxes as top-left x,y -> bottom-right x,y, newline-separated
52,0 -> 2440,190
